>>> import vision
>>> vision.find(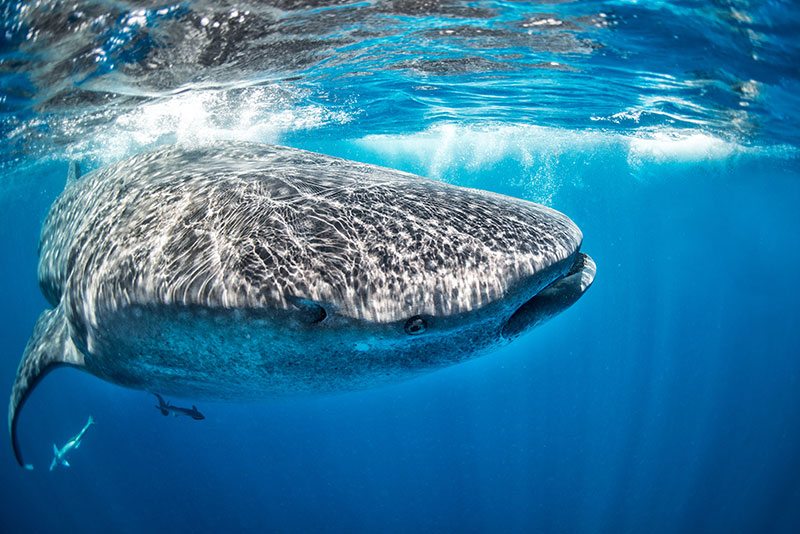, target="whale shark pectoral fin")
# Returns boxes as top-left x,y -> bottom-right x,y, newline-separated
502,253 -> 596,340
66,161 -> 81,186
9,305 -> 85,469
